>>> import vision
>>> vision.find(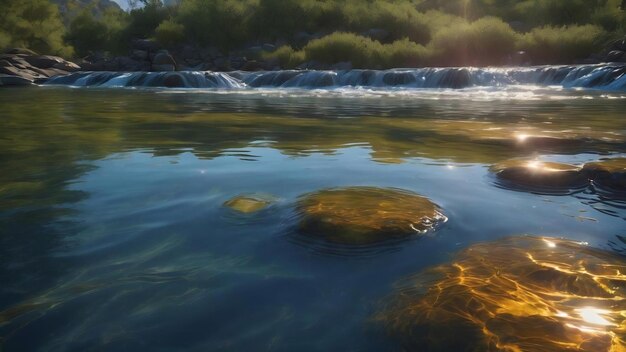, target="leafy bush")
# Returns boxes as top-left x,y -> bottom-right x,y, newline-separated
429,17 -> 518,66
295,32 -> 431,69
262,46 -> 305,69
155,19 -> 185,47
519,25 -> 608,64
0,0 -> 72,56
65,8 -> 128,56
